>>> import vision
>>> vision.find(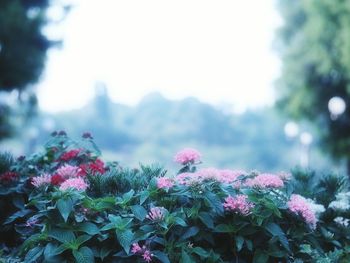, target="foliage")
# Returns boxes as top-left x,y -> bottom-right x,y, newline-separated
0,0 -> 68,140
0,134 -> 349,262
276,0 -> 350,171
